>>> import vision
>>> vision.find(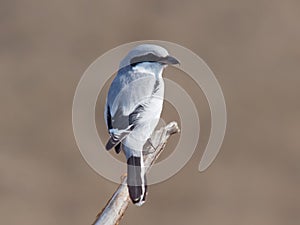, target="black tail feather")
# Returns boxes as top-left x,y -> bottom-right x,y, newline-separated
127,156 -> 147,205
